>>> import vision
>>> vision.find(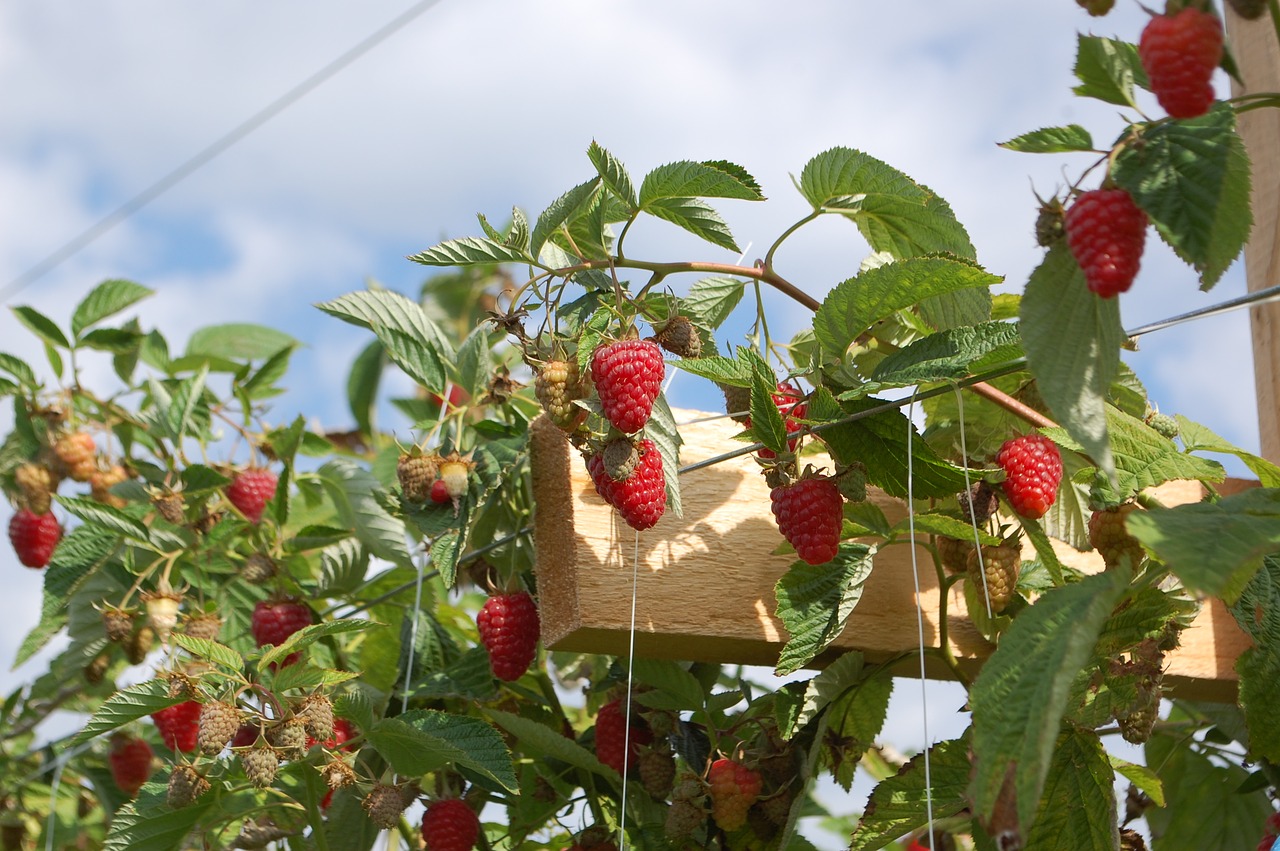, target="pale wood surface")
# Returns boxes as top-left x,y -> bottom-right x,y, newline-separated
1226,9 -> 1280,464
532,411 -> 1253,701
